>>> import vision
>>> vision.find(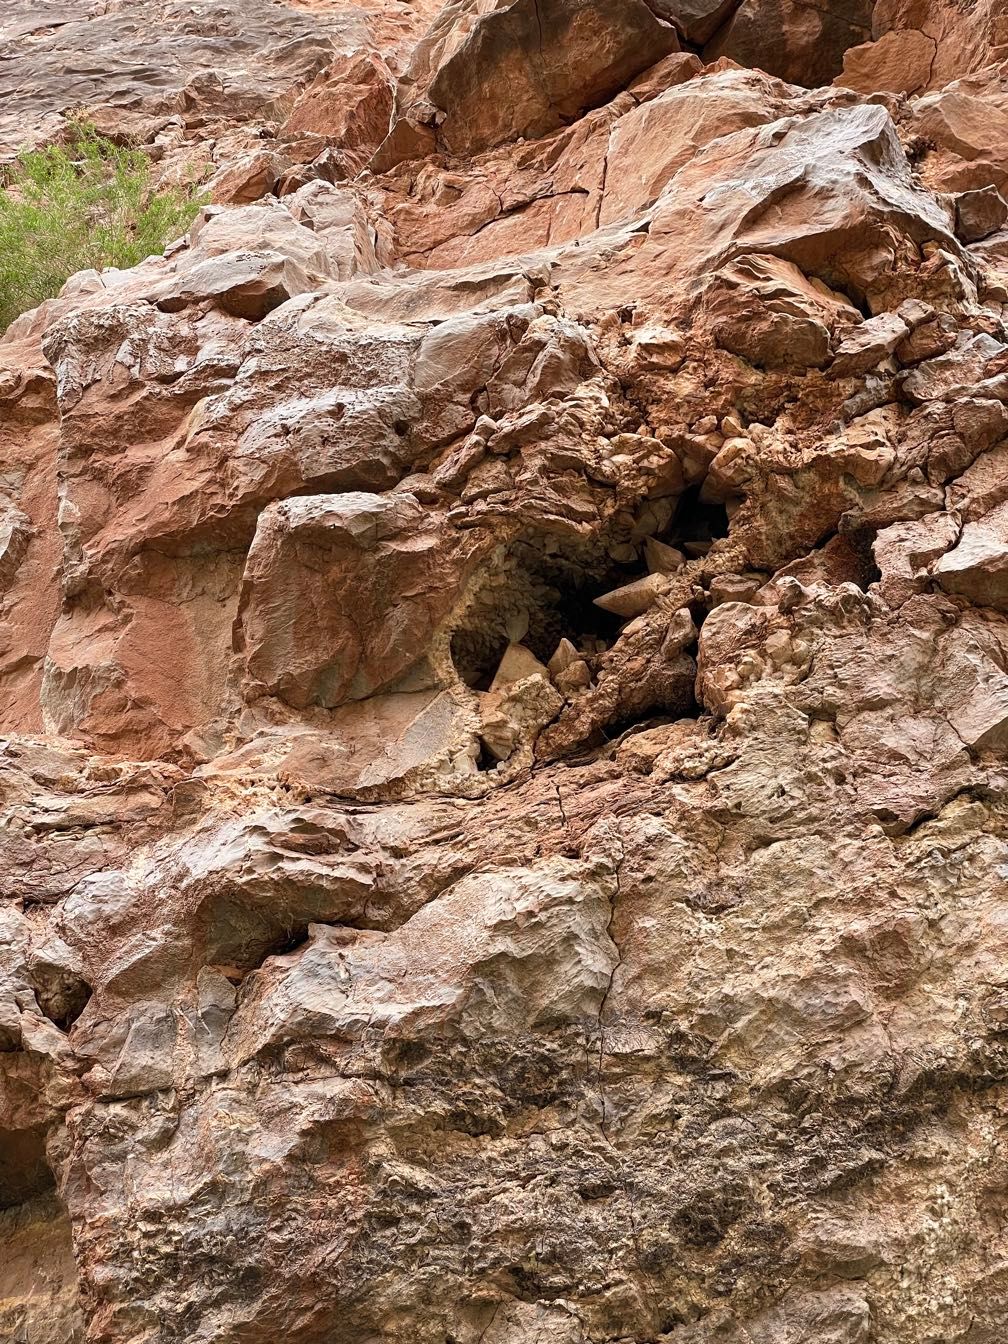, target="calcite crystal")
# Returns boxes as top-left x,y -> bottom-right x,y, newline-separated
3,1 -> 1008,1341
